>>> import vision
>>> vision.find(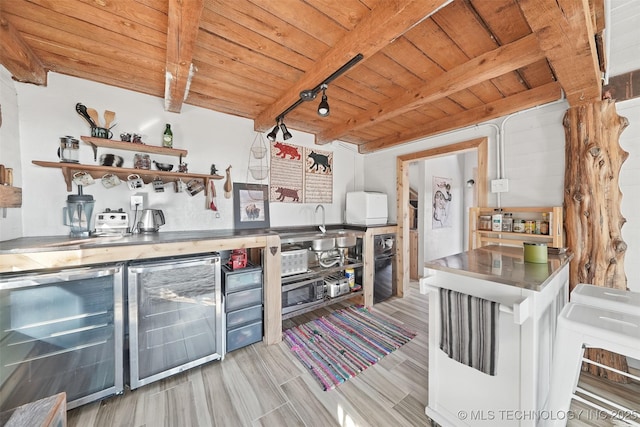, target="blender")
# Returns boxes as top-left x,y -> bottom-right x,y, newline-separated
63,186 -> 95,237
